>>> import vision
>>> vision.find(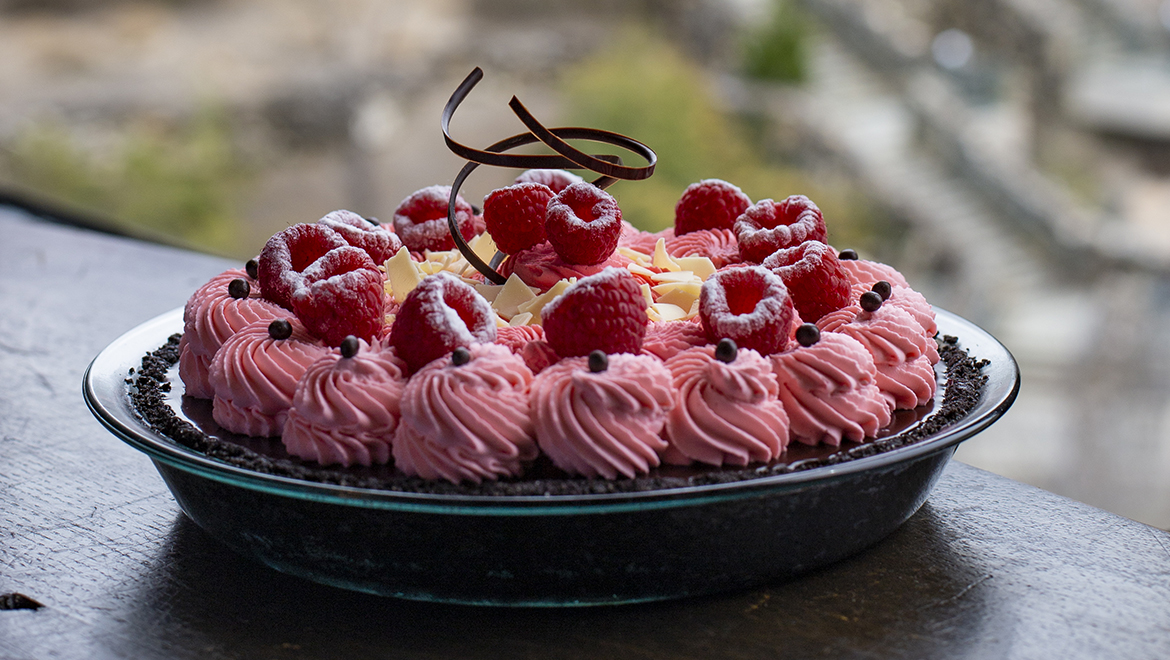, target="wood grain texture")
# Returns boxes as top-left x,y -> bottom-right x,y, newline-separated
2,207 -> 1170,659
